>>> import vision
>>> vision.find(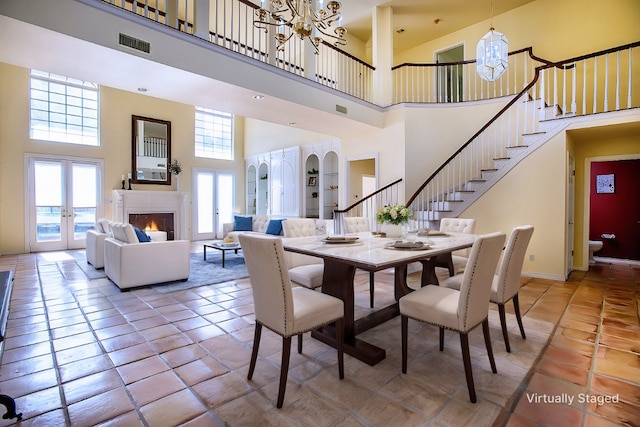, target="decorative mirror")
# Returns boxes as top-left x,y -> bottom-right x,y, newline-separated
131,115 -> 171,185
